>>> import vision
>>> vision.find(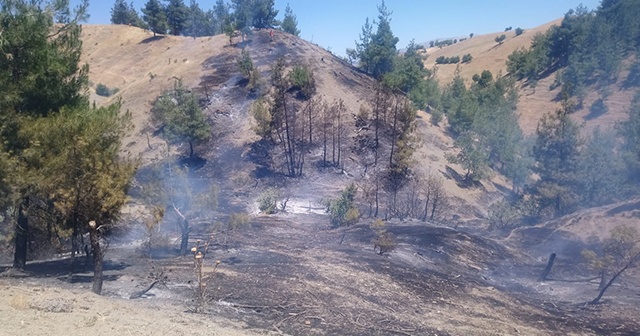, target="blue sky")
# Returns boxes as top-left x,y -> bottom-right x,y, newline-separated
72,0 -> 602,56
